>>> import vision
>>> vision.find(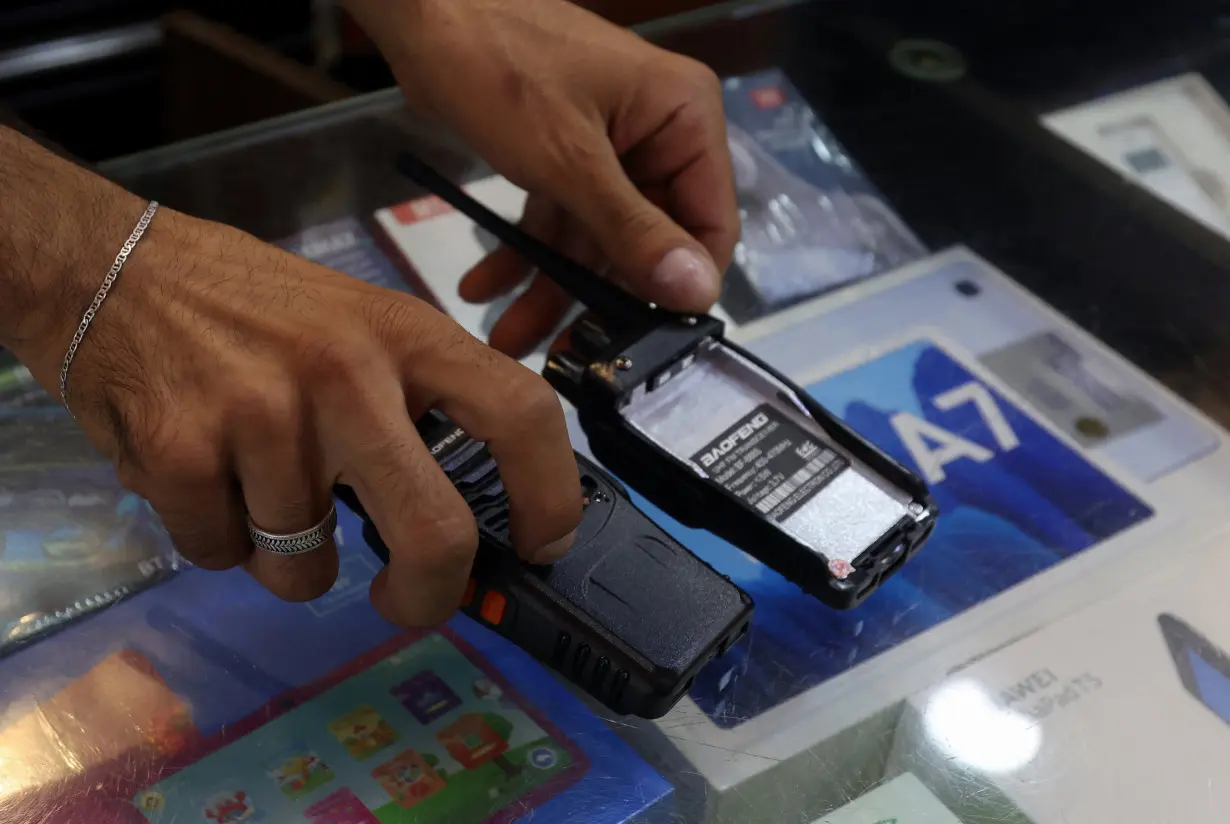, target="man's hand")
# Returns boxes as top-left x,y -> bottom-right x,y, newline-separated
346,0 -> 740,359
1,131 -> 581,628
